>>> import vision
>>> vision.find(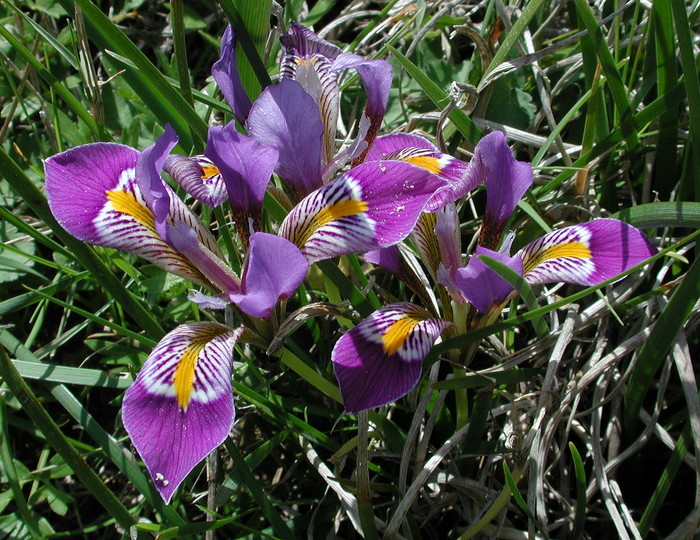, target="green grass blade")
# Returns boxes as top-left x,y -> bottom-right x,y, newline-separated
671,0 -> 700,199
502,461 -> 549,539
573,0 -> 639,153
389,46 -> 482,144
568,442 -> 587,539
612,202 -> 700,229
170,0 -> 194,107
624,253 -> 700,428
432,368 -> 544,391
11,359 -> 131,389
0,348 -> 136,531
